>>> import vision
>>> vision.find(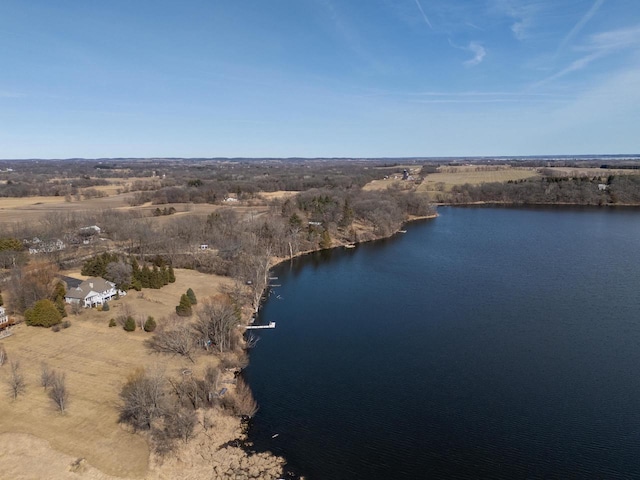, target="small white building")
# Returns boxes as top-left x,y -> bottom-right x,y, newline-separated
0,307 -> 7,324
64,277 -> 125,308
